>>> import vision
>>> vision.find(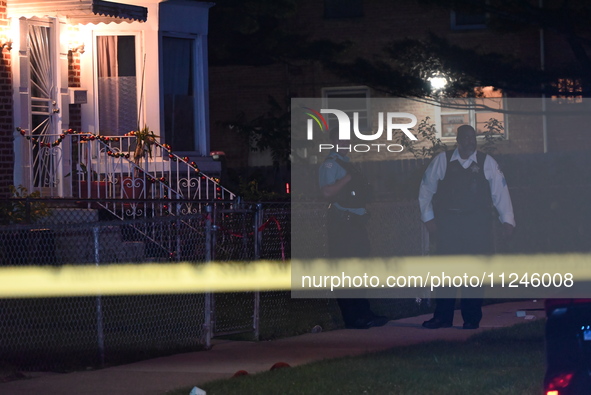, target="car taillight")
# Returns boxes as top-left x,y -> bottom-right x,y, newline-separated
546,372 -> 574,392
